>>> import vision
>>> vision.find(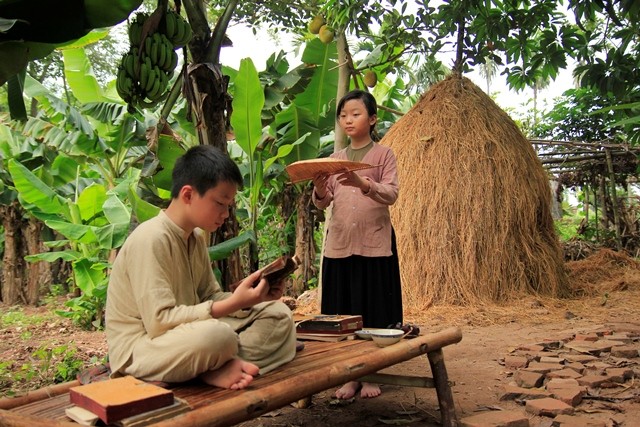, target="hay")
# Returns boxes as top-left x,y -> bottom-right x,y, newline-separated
566,248 -> 640,296
293,248 -> 640,328
562,239 -> 598,261
380,74 -> 569,307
